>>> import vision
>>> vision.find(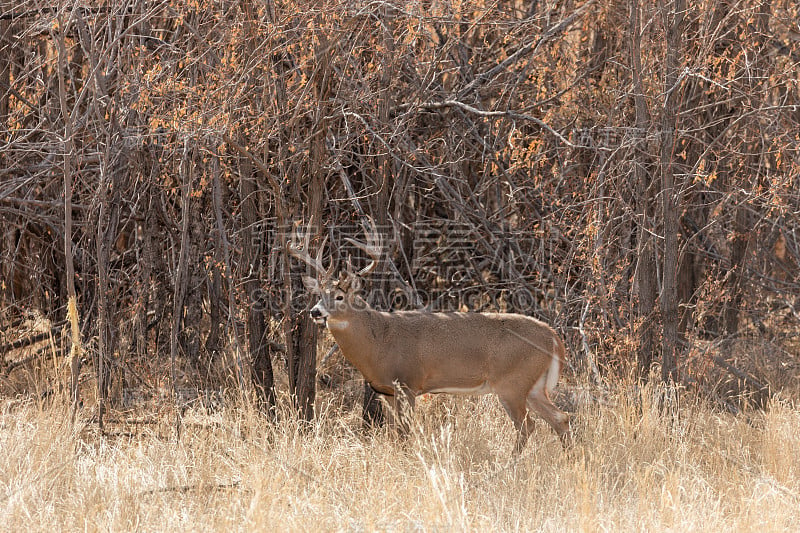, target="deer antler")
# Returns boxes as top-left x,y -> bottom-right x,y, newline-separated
288,217 -> 335,282
344,216 -> 383,277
